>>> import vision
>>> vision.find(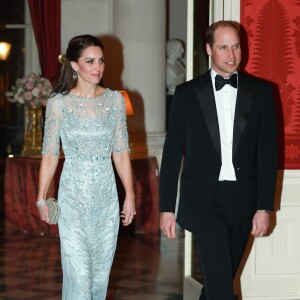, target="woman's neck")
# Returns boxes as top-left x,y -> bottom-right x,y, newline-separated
71,84 -> 105,98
